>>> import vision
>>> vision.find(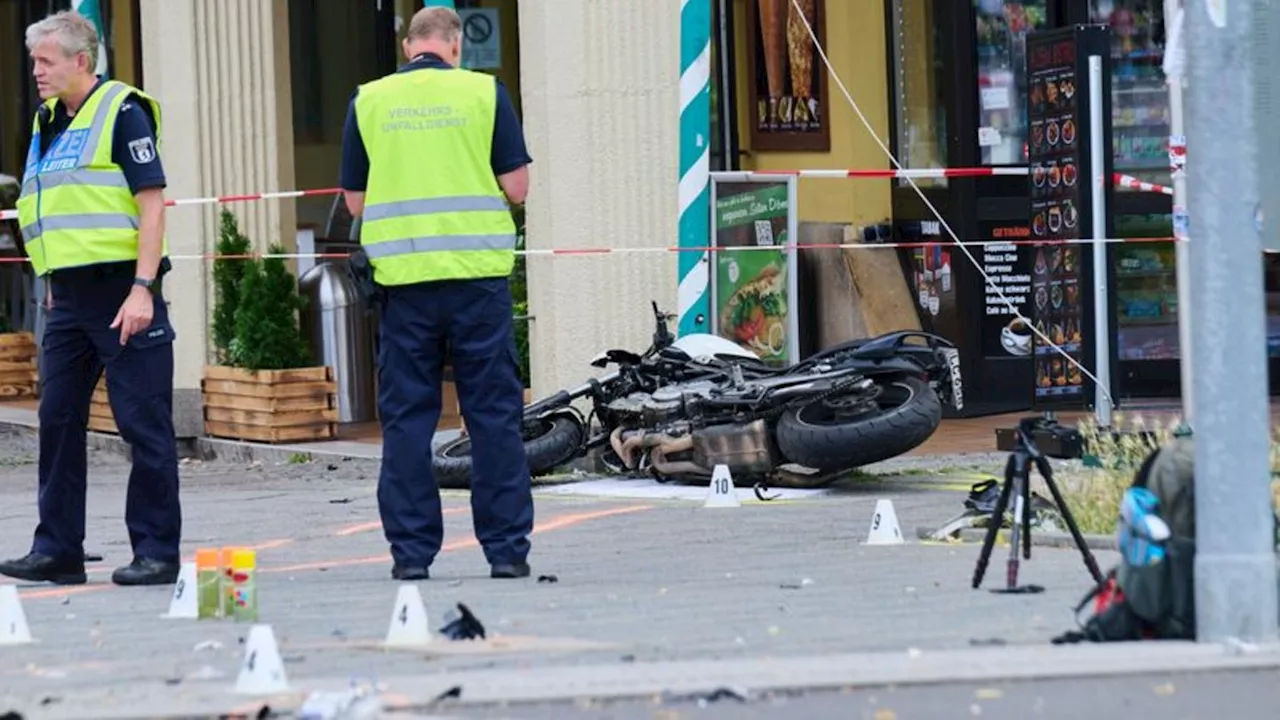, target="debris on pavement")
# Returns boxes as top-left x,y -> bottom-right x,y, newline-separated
752,482 -> 781,501
537,574 -> 559,583
663,686 -> 753,707
298,684 -> 382,720
428,685 -> 462,705
969,637 -> 1007,647
438,603 -> 486,641
779,578 -> 814,589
